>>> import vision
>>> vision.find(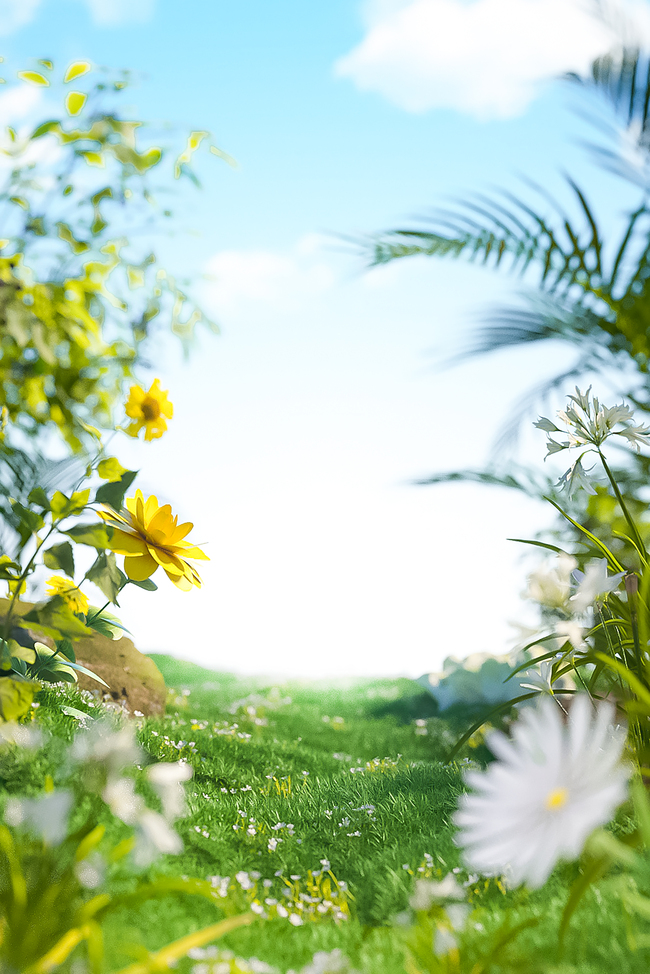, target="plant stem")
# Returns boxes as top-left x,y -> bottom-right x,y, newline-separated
598,450 -> 648,564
